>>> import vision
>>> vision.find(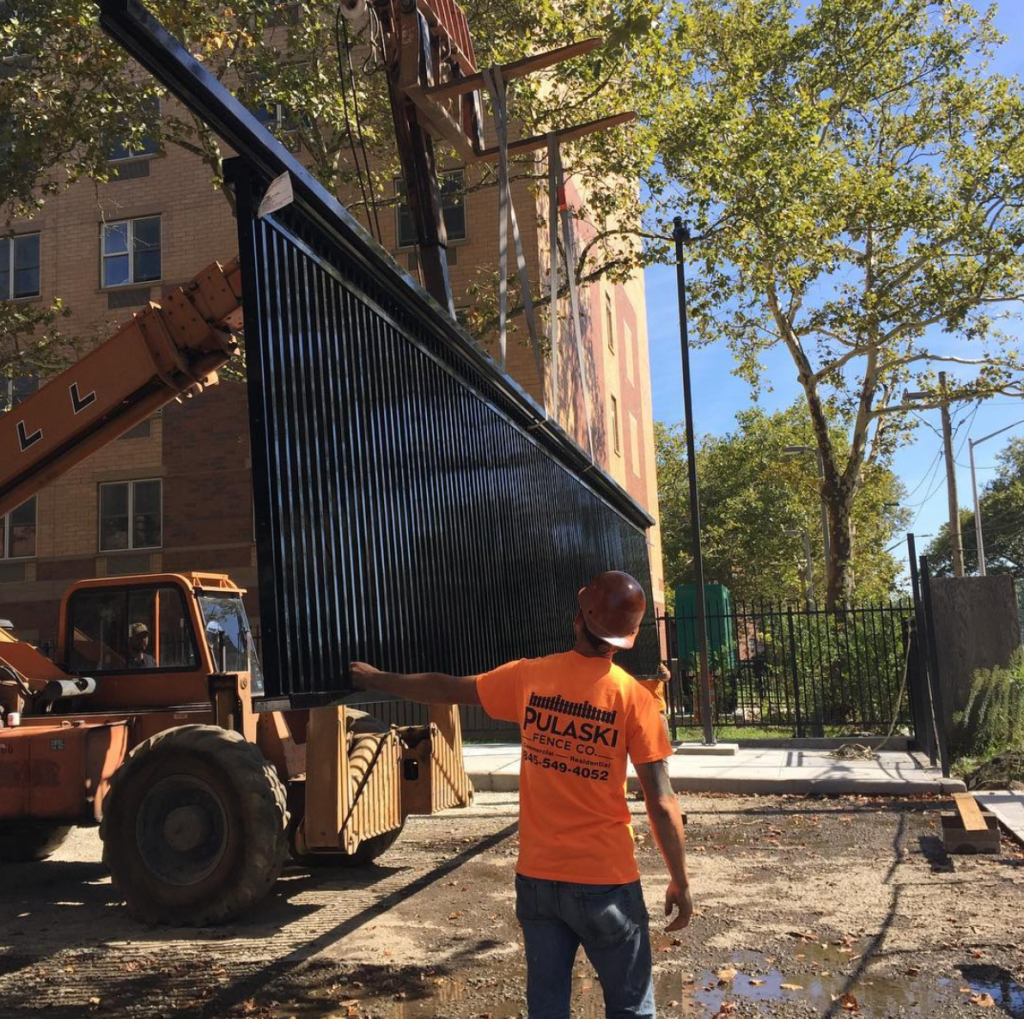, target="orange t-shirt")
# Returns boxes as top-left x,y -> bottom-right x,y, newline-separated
636,678 -> 667,713
476,650 -> 672,884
